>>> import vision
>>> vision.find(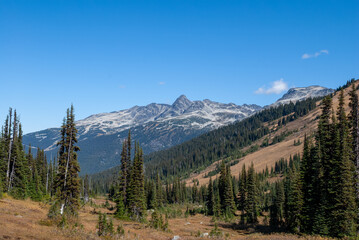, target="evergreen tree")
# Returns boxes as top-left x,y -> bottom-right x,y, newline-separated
297,91 -> 358,237
206,177 -> 214,215
245,162 -> 258,224
155,173 -> 163,207
218,160 -> 226,208
115,139 -> 129,216
349,83 -> 359,198
270,181 -> 285,228
238,164 -> 247,212
149,181 -> 158,209
224,165 -> 236,215
52,105 -> 81,217
5,108 -> 12,191
218,161 -> 236,215
330,90 -> 357,237
10,122 -> 30,199
127,142 -> 146,220
192,182 -> 198,203
284,167 -> 302,233
213,189 -> 221,217
0,127 -> 6,193
312,96 -> 333,235
299,135 -> 320,233
126,130 -> 132,198
83,174 -> 89,203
